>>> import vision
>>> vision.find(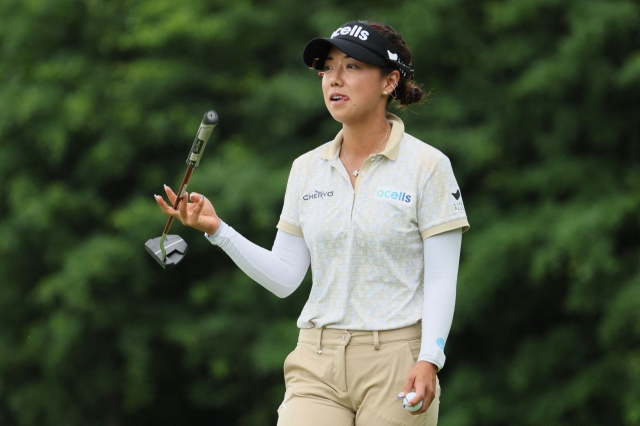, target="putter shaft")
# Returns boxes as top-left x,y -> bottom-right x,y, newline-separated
161,167 -> 194,261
